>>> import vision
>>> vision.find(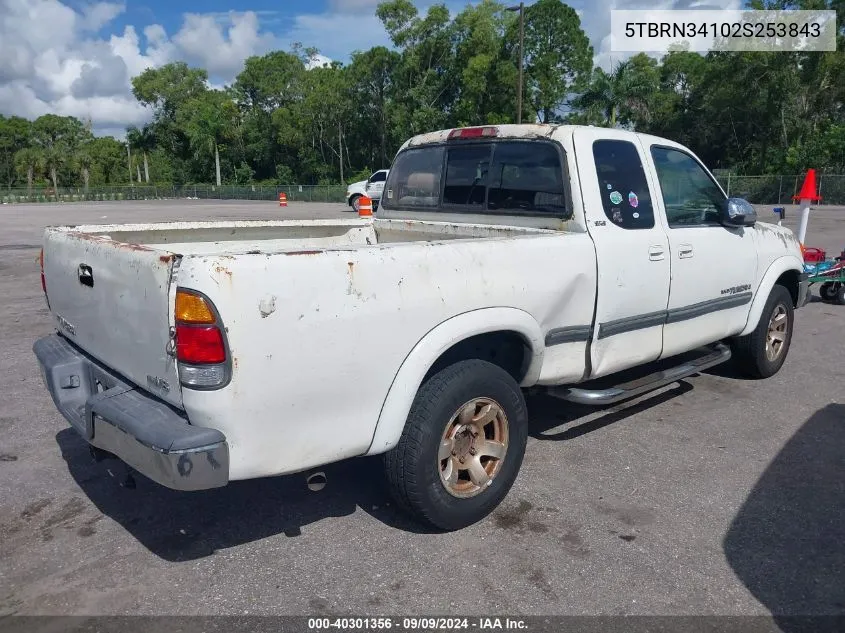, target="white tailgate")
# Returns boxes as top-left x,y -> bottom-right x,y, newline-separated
43,230 -> 181,407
